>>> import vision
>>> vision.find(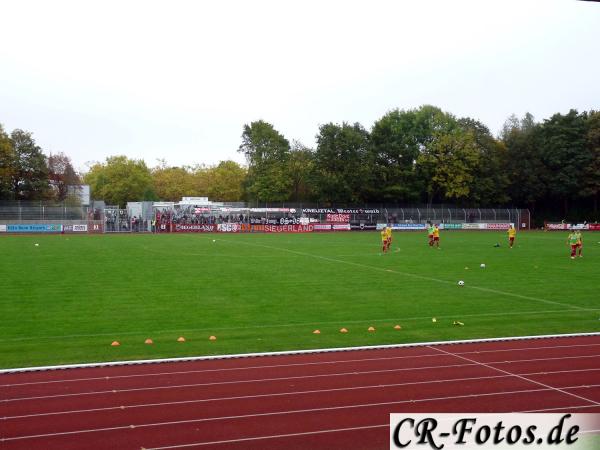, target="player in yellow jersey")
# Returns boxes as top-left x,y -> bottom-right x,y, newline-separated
381,227 -> 388,253
427,222 -> 435,247
507,224 -> 516,248
567,230 -> 579,259
385,226 -> 392,252
432,224 -> 440,249
576,230 -> 583,257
